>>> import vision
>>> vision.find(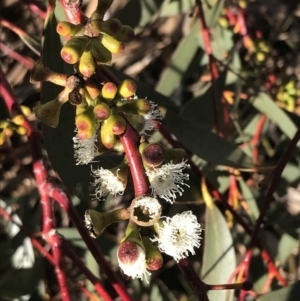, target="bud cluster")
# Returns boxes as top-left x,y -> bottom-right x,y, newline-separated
0,106 -> 31,145
30,0 -> 203,283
